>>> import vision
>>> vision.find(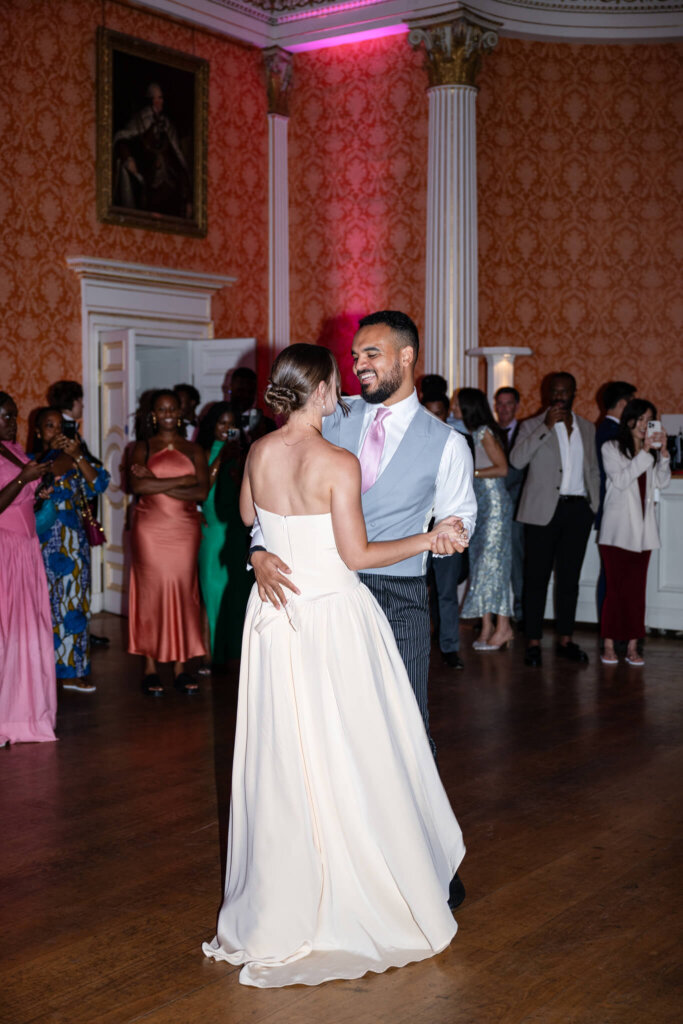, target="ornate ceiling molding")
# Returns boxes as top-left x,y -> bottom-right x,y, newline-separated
135,0 -> 683,50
